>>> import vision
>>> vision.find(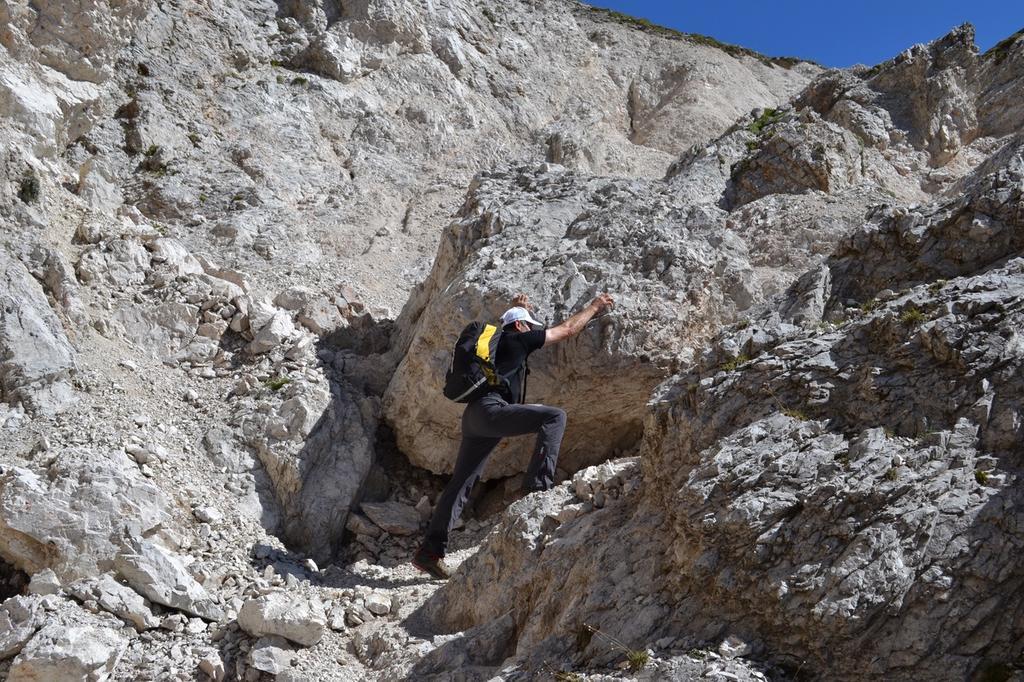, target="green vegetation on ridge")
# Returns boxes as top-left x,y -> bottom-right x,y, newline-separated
582,4 -> 810,69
